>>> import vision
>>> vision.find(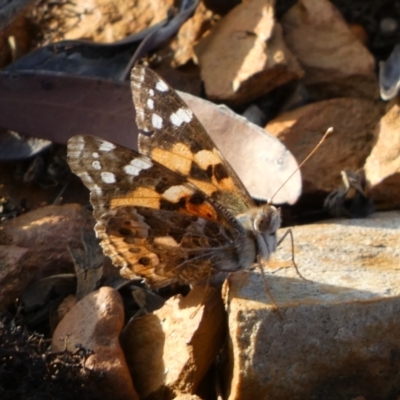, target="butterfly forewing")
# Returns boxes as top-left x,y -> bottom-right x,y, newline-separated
131,65 -> 255,215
